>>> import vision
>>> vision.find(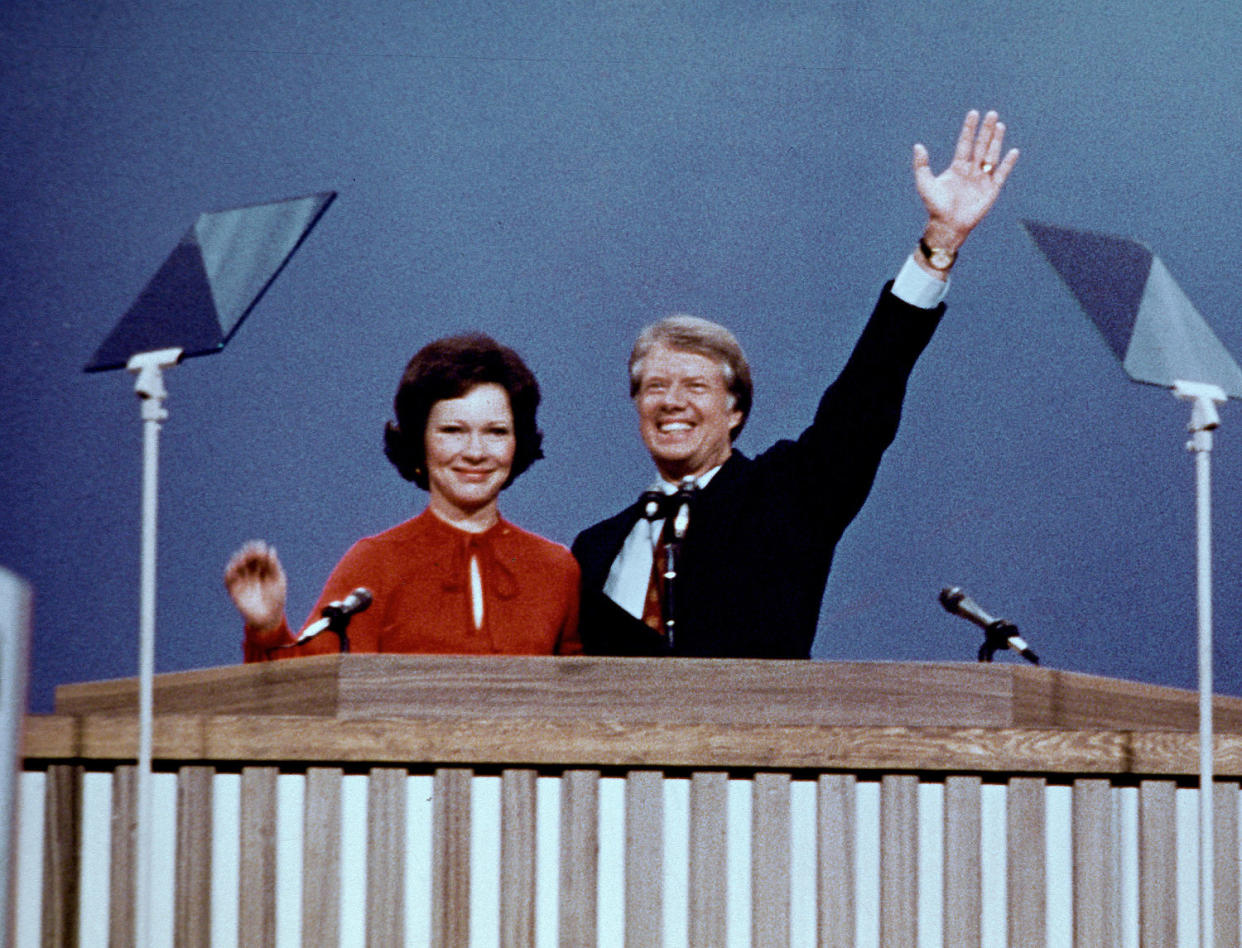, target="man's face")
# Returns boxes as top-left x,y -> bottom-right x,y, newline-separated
634,344 -> 742,481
